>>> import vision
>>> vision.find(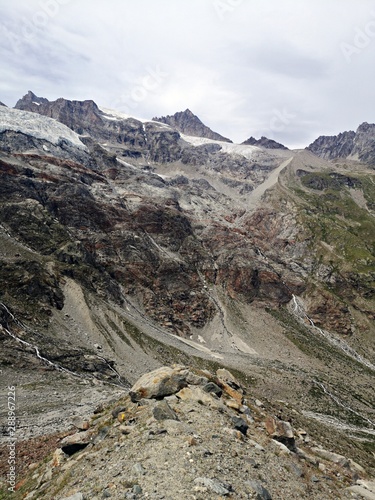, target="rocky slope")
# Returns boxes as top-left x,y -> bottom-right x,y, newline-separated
3,366 -> 375,499
308,122 -> 375,166
0,95 -> 374,498
153,109 -> 232,143
242,136 -> 288,150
